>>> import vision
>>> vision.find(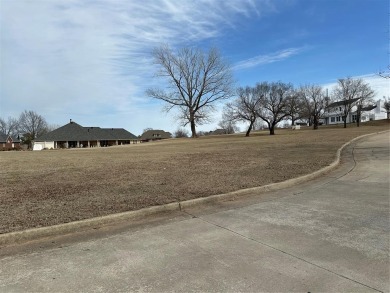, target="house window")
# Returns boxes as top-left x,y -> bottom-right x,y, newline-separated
352,115 -> 357,122
339,107 -> 342,111
331,117 -> 335,122
336,116 -> 341,122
